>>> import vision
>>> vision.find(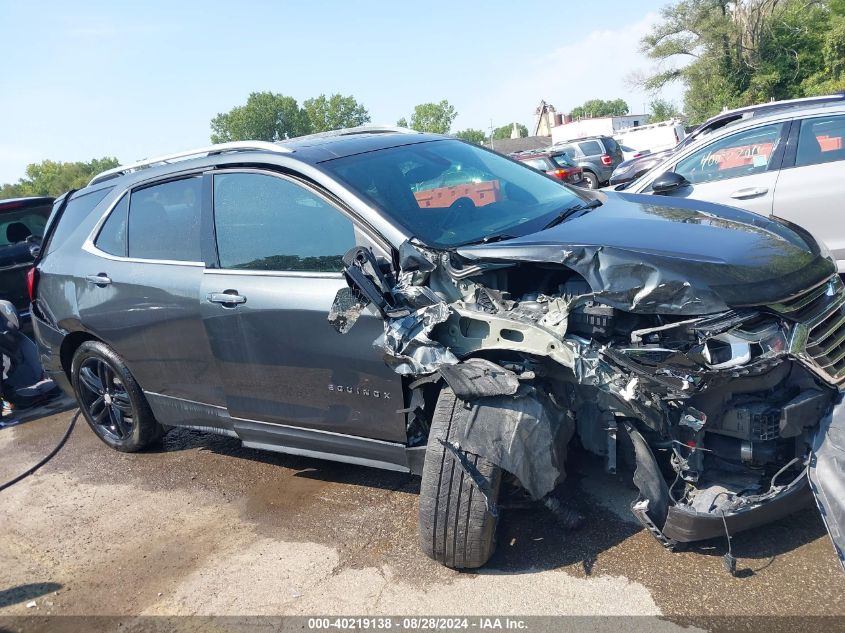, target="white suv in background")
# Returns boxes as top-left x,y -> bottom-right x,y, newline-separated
624,104 -> 845,271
